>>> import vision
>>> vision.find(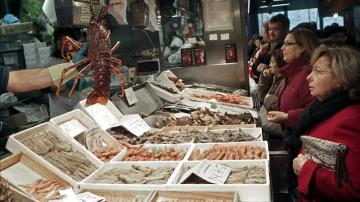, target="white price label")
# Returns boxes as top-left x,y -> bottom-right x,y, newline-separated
179,162 -> 231,184
86,104 -> 119,129
124,87 -> 138,105
220,33 -> 230,40
119,114 -> 151,137
209,34 -> 218,41
59,119 -> 87,137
